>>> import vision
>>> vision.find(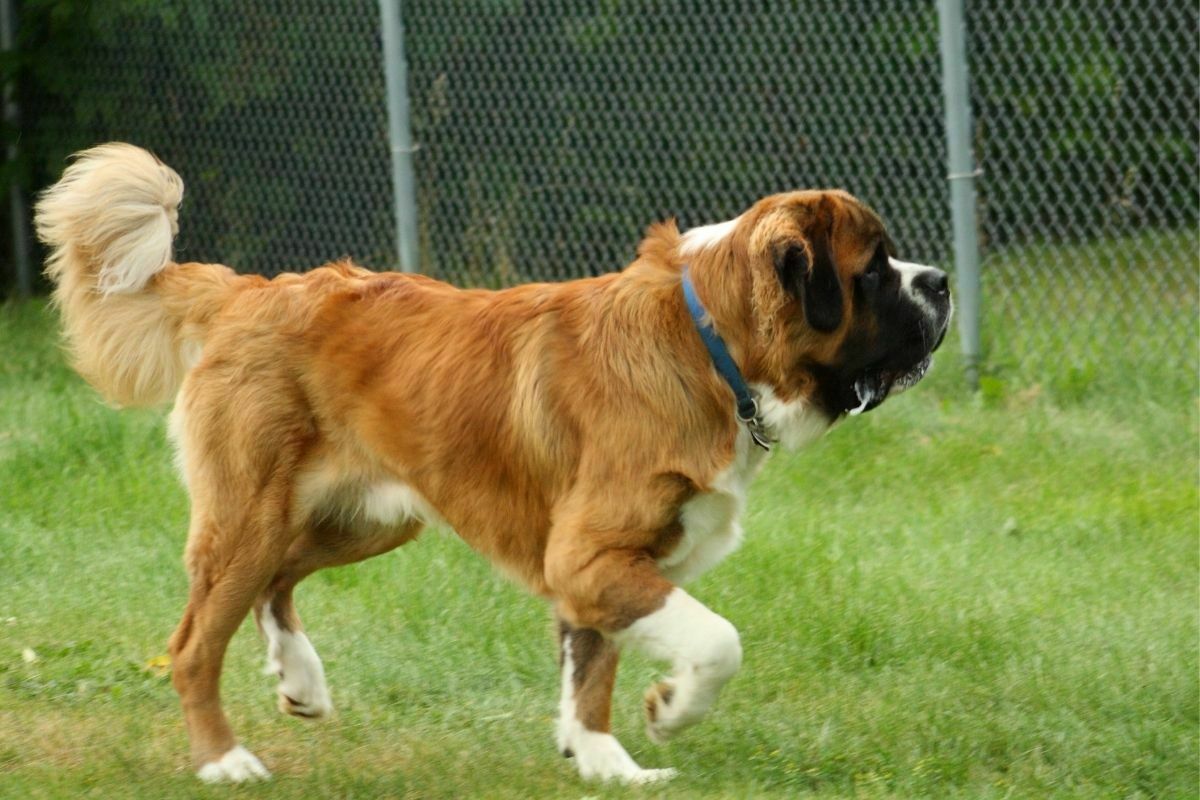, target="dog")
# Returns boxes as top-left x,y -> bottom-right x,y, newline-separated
35,143 -> 951,784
